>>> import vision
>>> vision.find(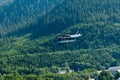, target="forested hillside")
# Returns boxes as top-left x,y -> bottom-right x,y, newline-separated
28,0 -> 120,37
1,0 -> 120,80
0,0 -> 64,37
